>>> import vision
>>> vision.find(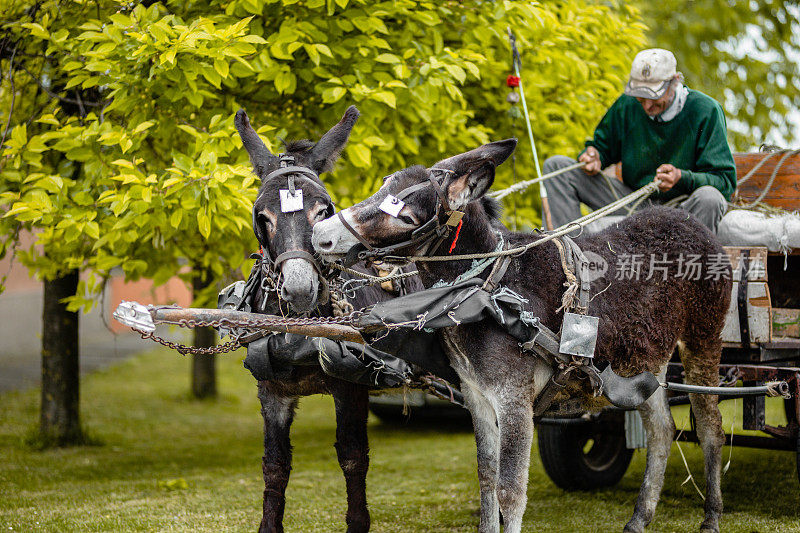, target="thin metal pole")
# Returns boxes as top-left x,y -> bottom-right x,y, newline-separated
508,28 -> 553,230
